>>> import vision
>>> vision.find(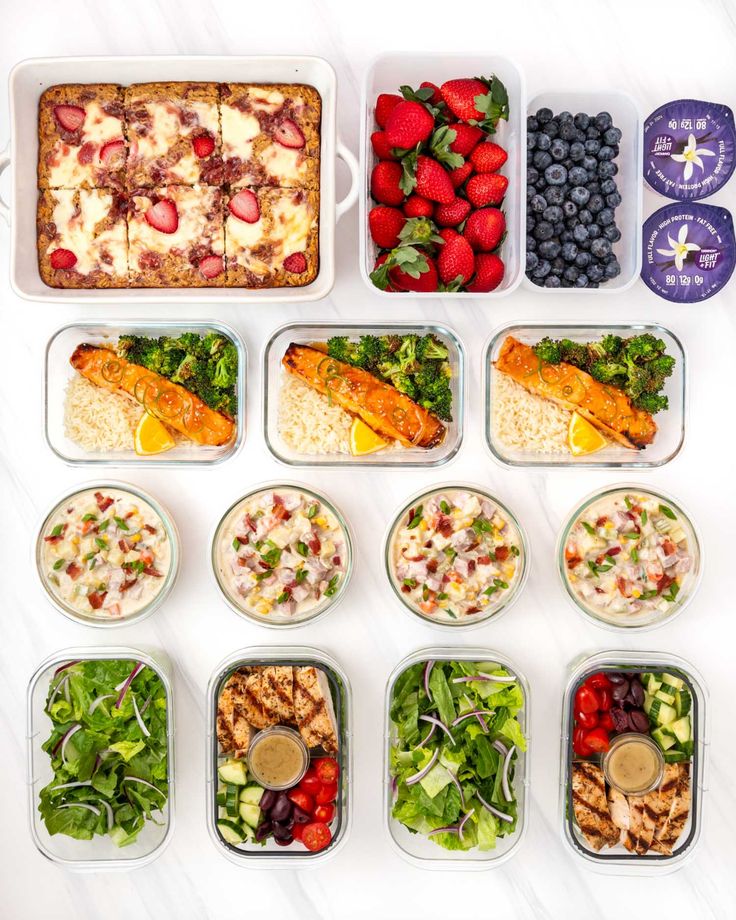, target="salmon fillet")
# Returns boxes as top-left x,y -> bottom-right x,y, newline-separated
494,337 -> 657,449
217,671 -> 255,756
70,343 -> 235,447
282,343 -> 446,449
293,666 -> 339,753
571,762 -> 620,851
